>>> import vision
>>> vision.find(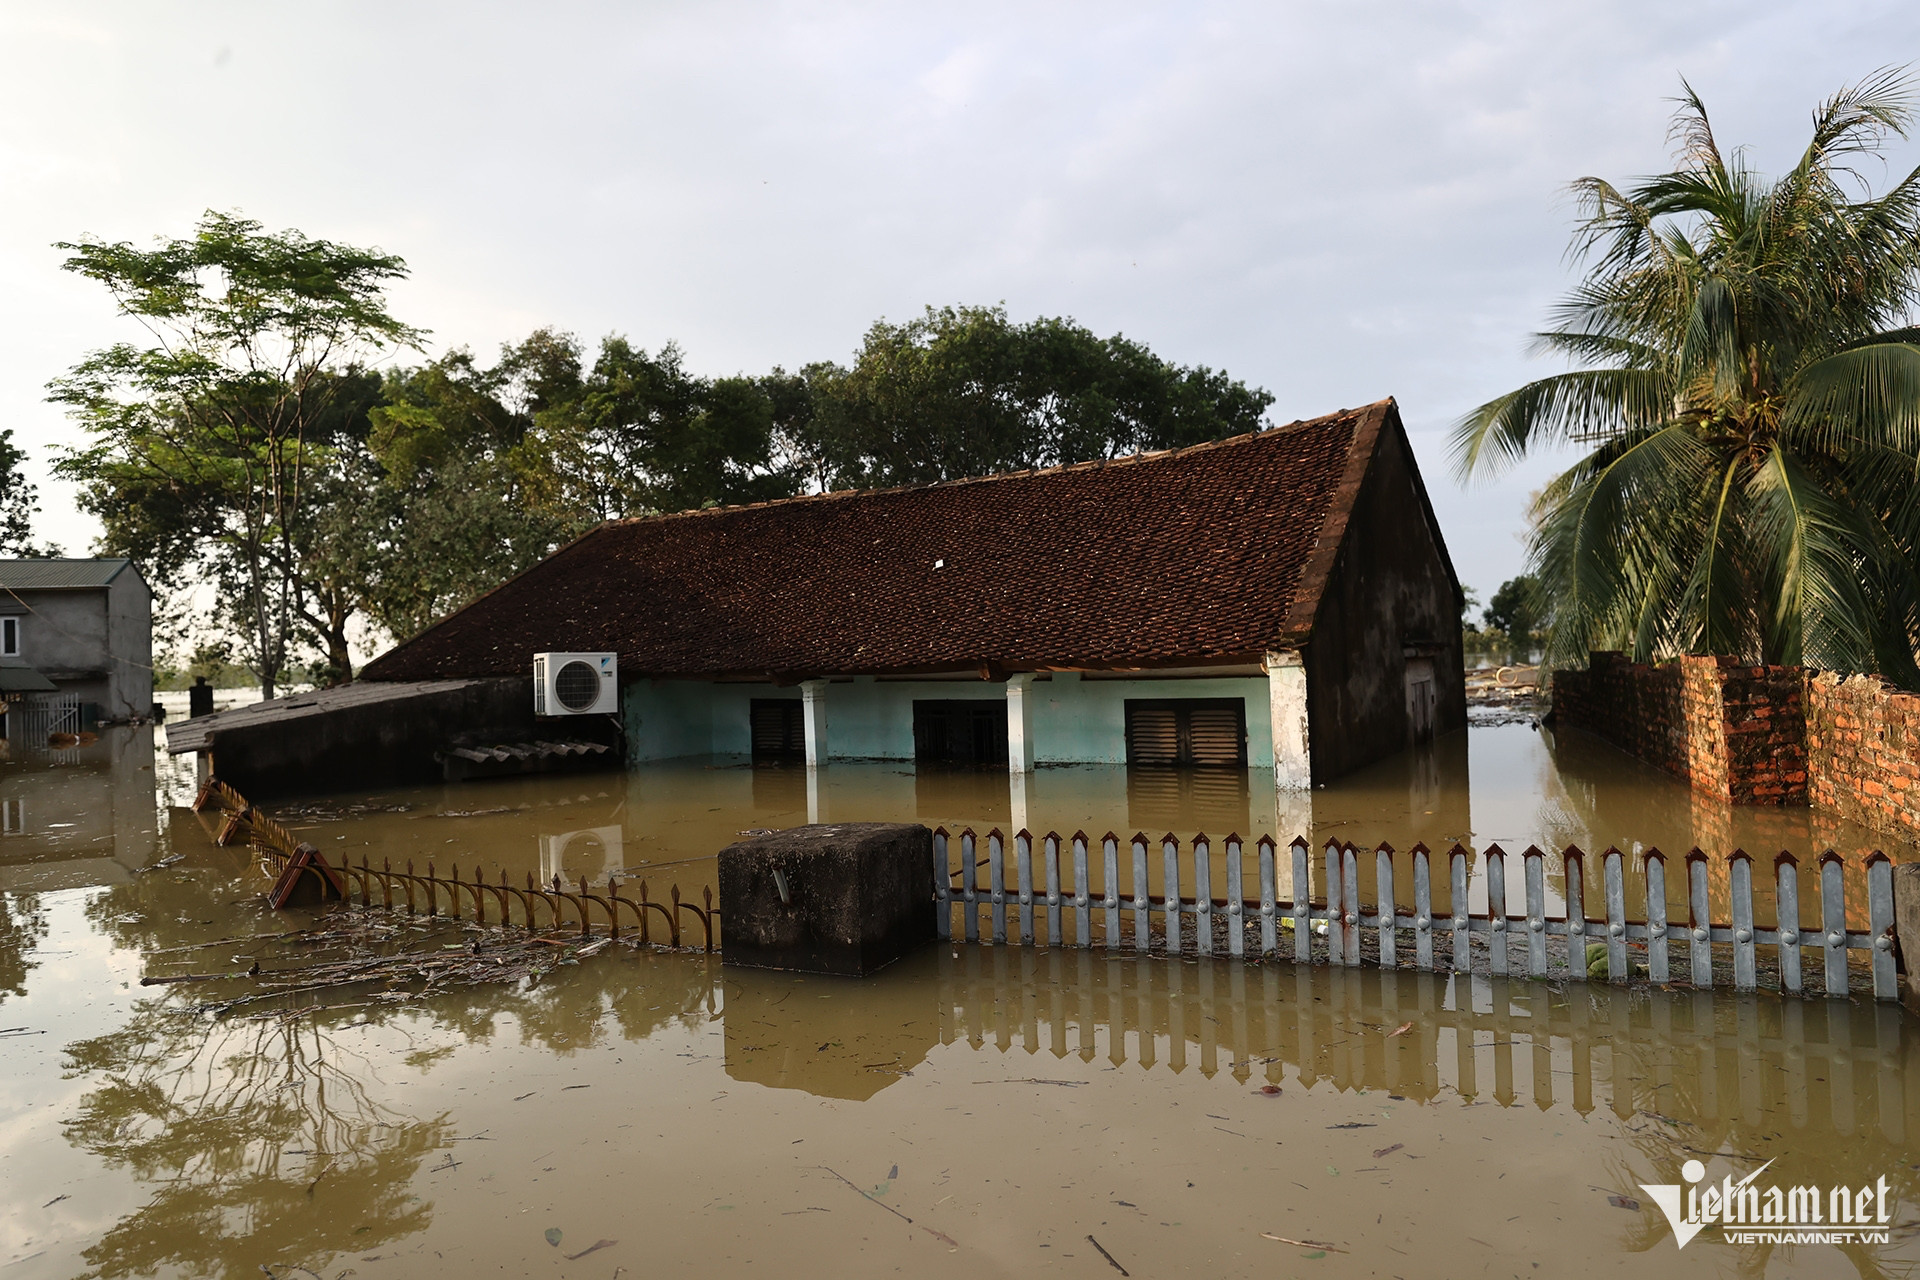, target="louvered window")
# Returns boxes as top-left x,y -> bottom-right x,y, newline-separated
1124,699 -> 1247,767
750,699 -> 806,761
